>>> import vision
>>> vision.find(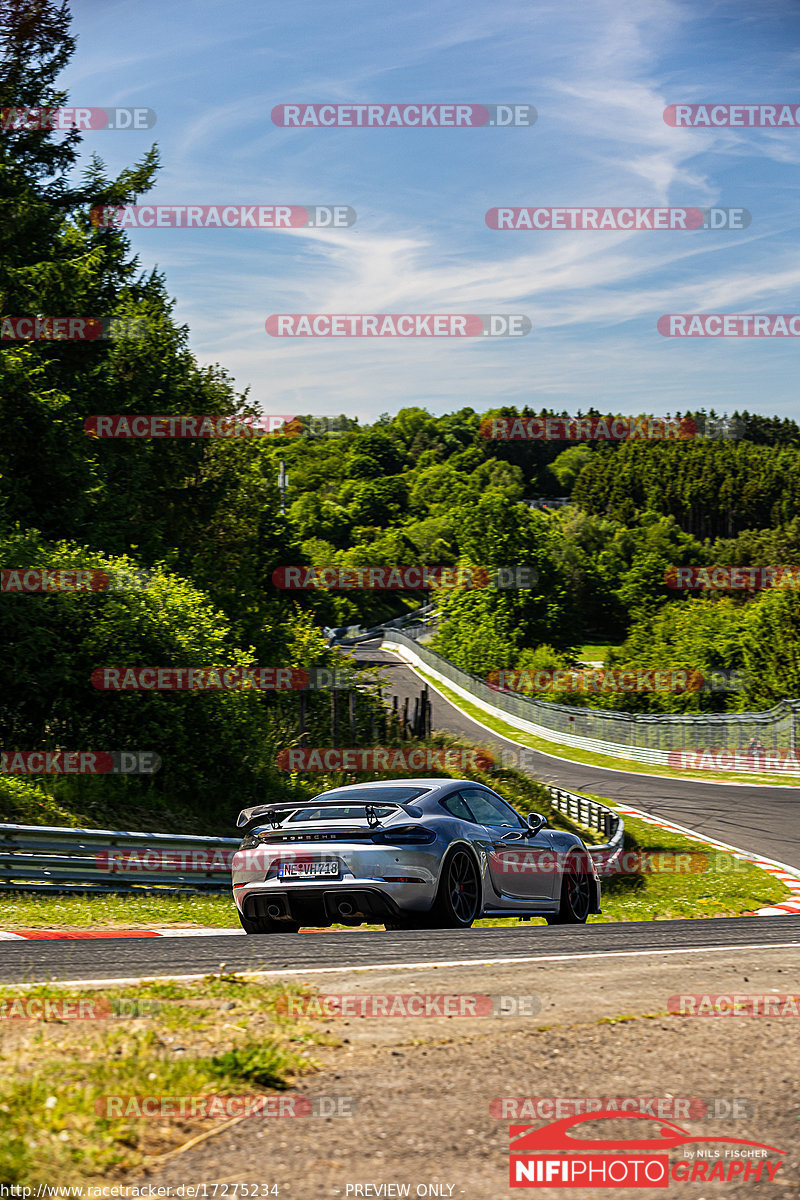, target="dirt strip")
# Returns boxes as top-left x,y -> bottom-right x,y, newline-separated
132,945 -> 800,1199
